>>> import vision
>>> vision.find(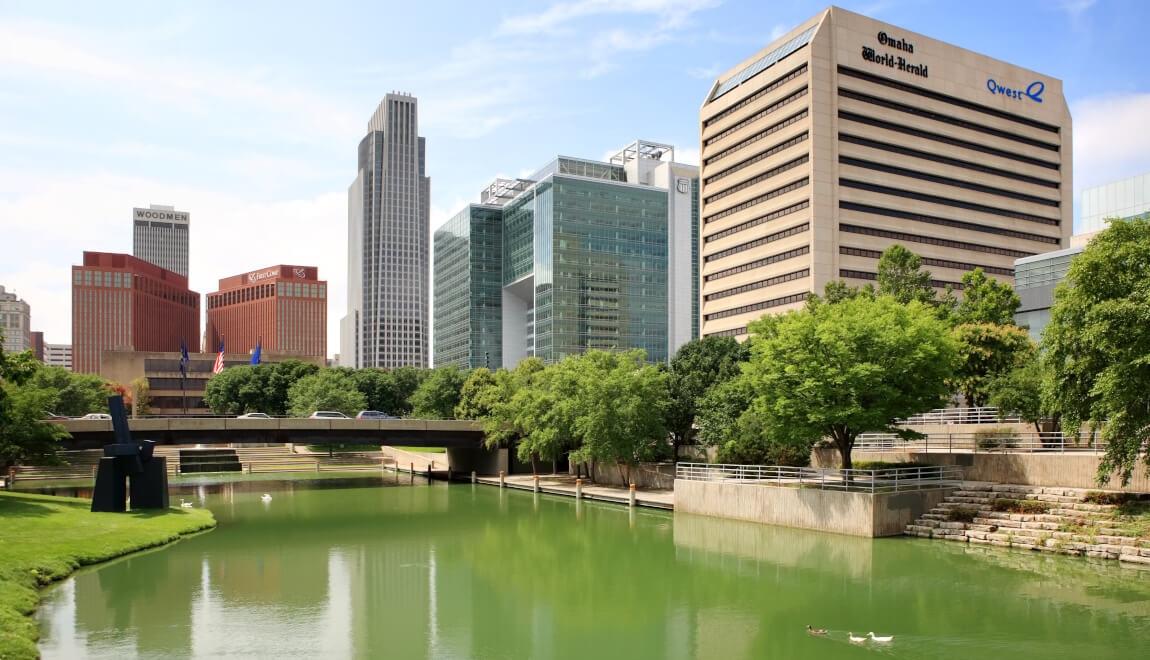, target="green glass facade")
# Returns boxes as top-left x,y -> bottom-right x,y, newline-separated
433,205 -> 503,368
